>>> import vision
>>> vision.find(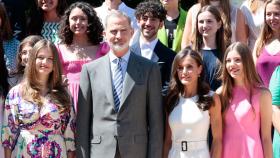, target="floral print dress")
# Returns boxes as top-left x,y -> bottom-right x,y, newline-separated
1,85 -> 76,158
0,87 -> 5,158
